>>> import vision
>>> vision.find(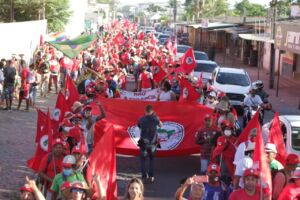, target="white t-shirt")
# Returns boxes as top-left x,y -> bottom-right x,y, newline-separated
234,142 -> 246,166
243,95 -> 263,107
235,156 -> 253,188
